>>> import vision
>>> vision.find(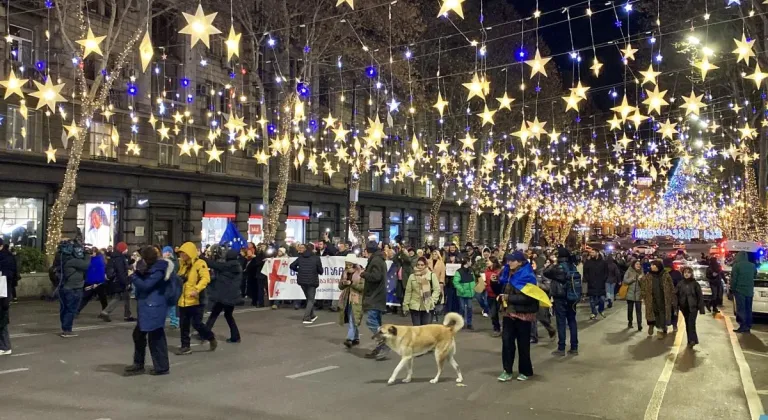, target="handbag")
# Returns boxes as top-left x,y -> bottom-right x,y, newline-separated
617,283 -> 629,300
